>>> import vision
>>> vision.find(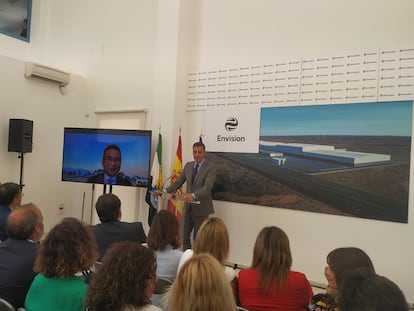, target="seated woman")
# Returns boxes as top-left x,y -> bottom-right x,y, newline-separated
148,210 -> 182,280
85,241 -> 160,311
309,247 -> 375,311
237,226 -> 313,311
177,217 -> 236,284
25,217 -> 98,311
339,268 -> 408,311
165,253 -> 236,311
147,210 -> 183,308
